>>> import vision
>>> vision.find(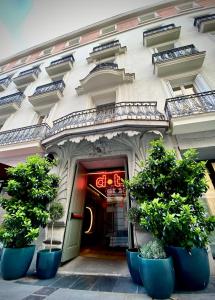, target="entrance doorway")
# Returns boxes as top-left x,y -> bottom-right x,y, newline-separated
61,156 -> 130,276
80,168 -> 128,259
